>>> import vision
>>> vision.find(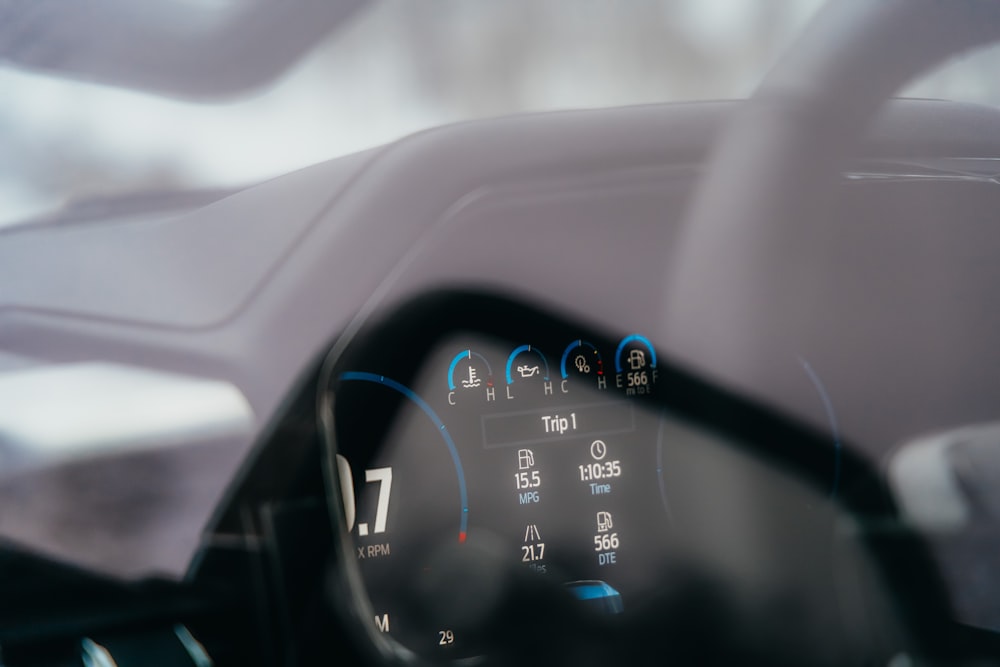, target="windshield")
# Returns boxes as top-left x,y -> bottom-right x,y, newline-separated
9,0 -> 1000,229
2,0 -> 839,228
